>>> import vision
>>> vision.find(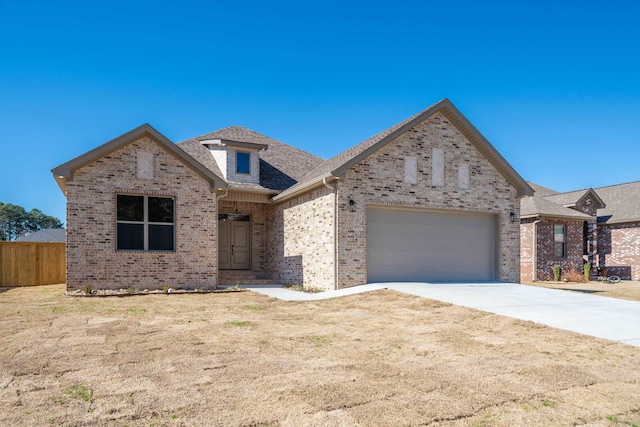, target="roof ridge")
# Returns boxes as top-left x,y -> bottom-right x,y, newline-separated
178,125 -> 323,161
179,125 -> 266,144
543,187 -> 594,197
593,180 -> 640,191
